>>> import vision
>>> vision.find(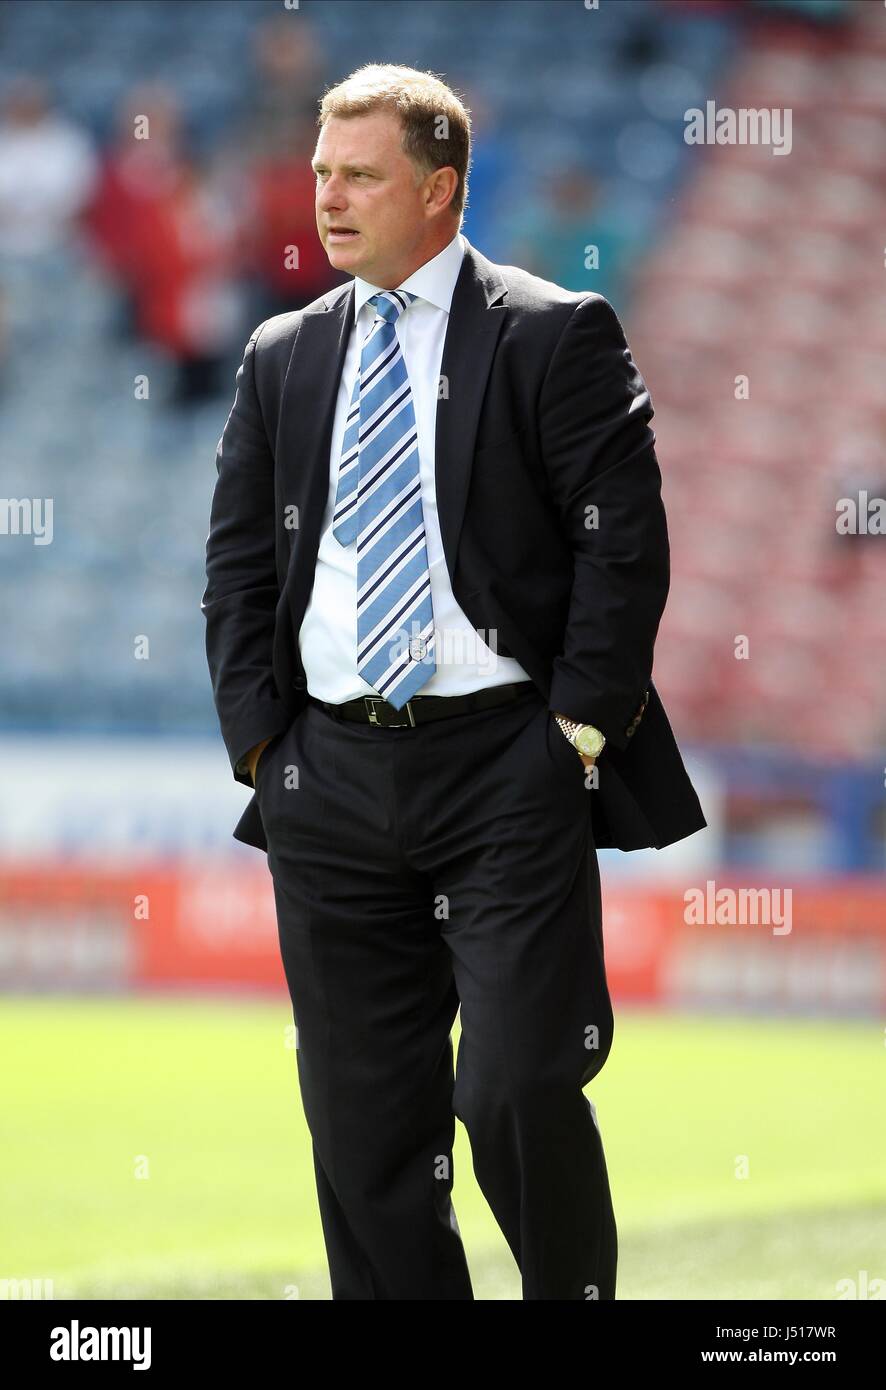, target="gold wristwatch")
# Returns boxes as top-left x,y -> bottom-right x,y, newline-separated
553,713 -> 606,758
